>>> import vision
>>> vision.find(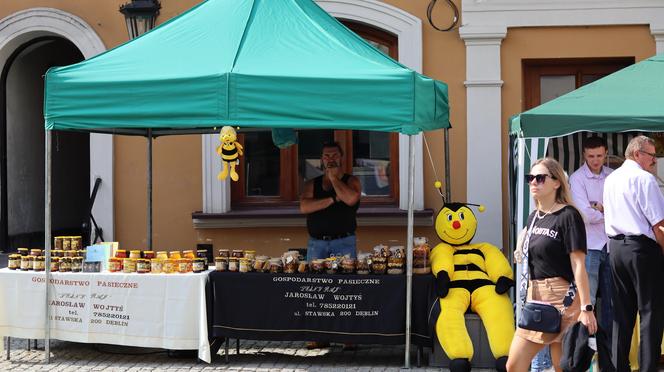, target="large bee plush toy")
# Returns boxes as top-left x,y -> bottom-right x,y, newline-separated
431,191 -> 515,372
216,126 -> 243,182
